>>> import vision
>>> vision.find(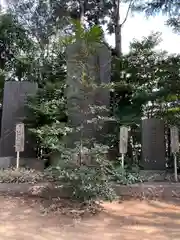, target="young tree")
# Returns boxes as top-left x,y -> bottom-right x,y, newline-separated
27,23 -> 116,202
